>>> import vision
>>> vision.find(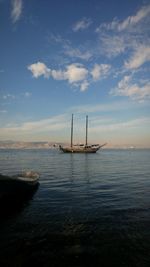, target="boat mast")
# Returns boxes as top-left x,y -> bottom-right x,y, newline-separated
71,114 -> 73,147
85,115 -> 88,146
